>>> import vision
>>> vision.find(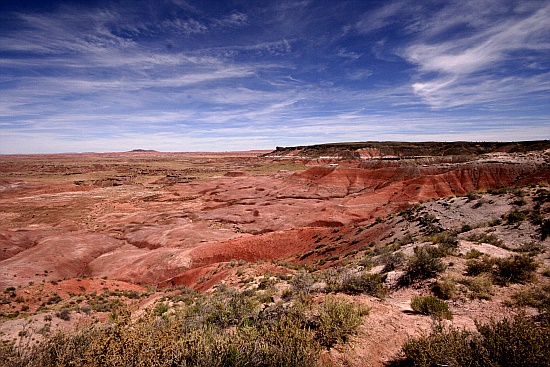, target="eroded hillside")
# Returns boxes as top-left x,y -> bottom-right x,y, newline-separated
1,144 -> 549,366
